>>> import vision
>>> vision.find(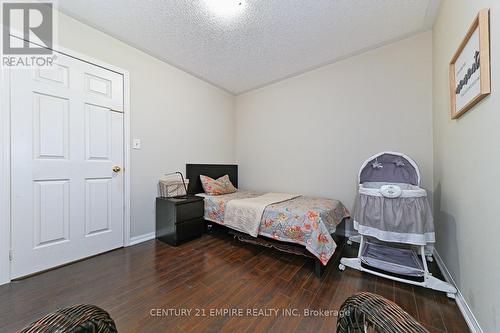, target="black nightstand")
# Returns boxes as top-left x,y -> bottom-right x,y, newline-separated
155,196 -> 205,246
